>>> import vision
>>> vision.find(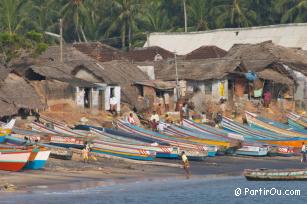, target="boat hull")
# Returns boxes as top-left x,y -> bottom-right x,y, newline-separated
24,150 -> 51,170
244,169 -> 307,181
0,135 -> 5,143
0,151 -> 30,171
92,148 -> 154,161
